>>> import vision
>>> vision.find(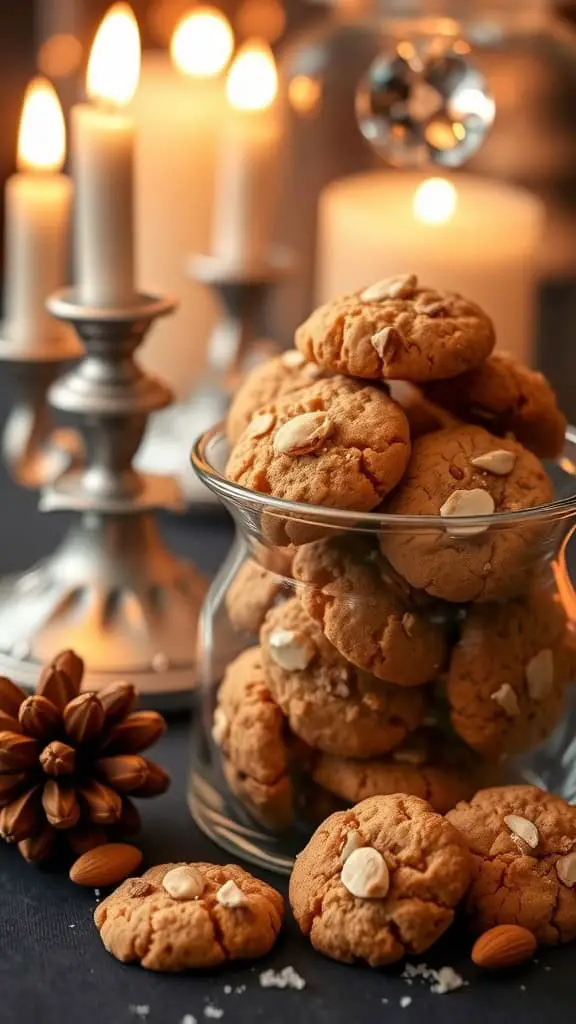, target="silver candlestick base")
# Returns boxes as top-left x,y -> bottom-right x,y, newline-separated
0,331 -> 84,489
137,249 -> 294,504
0,290 -> 206,710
